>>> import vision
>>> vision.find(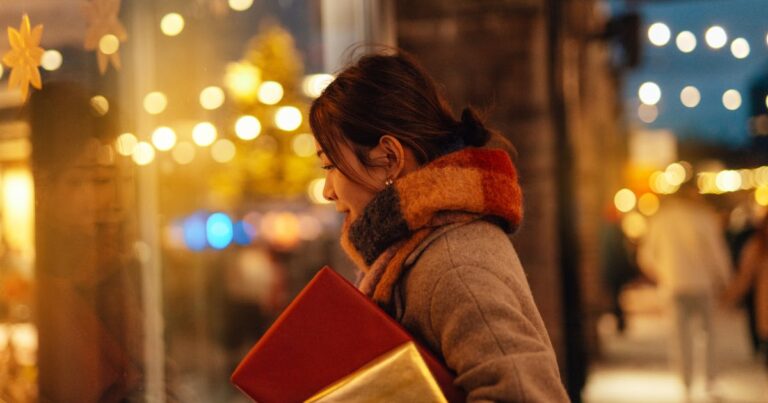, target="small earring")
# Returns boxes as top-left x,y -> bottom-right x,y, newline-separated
384,178 -> 394,187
